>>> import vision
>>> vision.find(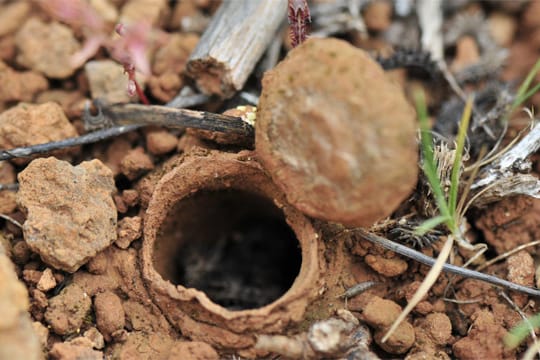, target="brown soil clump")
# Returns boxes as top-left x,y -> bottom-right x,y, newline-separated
256,37 -> 418,227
